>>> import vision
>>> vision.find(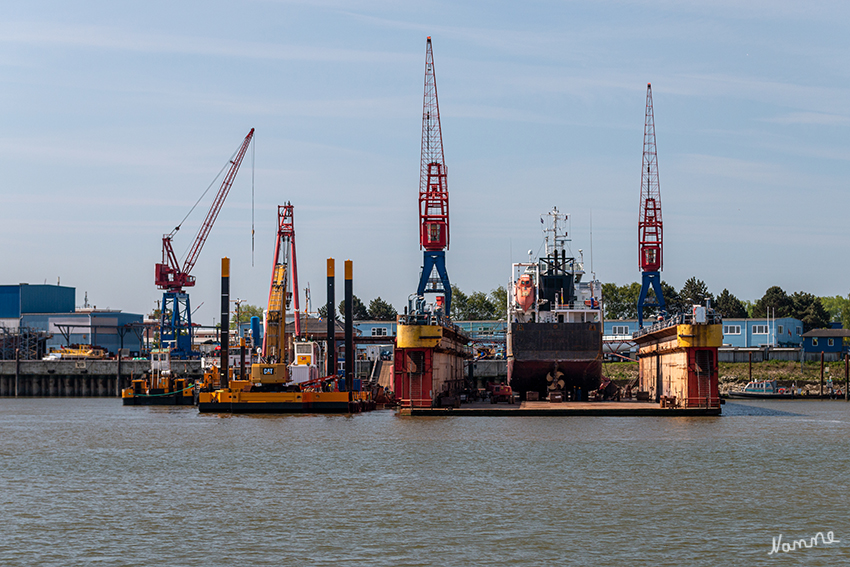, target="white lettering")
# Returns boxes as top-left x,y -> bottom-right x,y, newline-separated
768,531 -> 840,555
